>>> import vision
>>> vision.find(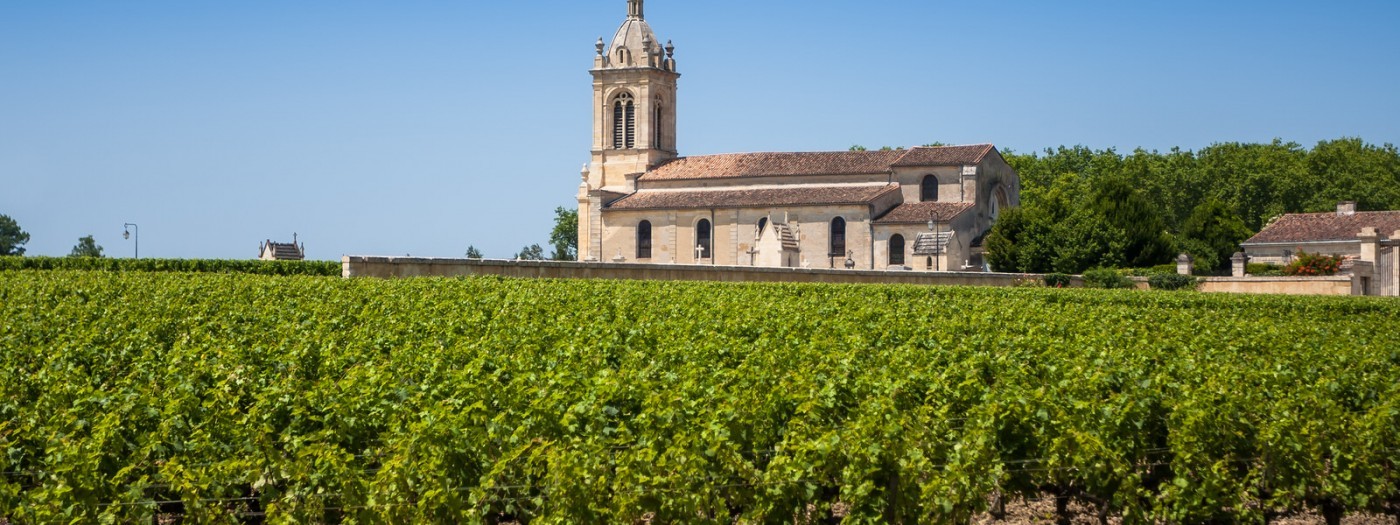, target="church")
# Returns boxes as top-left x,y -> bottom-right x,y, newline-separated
577,0 -> 1021,271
